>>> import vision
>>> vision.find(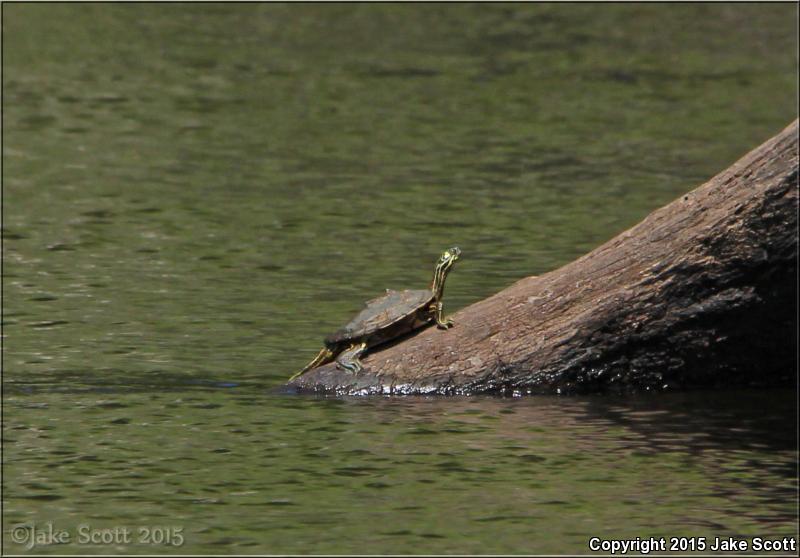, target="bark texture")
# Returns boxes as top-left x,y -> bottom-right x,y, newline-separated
289,120 -> 798,395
